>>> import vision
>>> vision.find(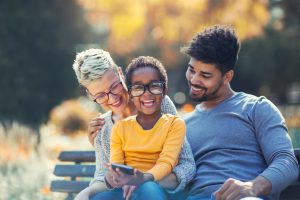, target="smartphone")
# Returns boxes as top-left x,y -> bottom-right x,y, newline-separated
111,163 -> 134,175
